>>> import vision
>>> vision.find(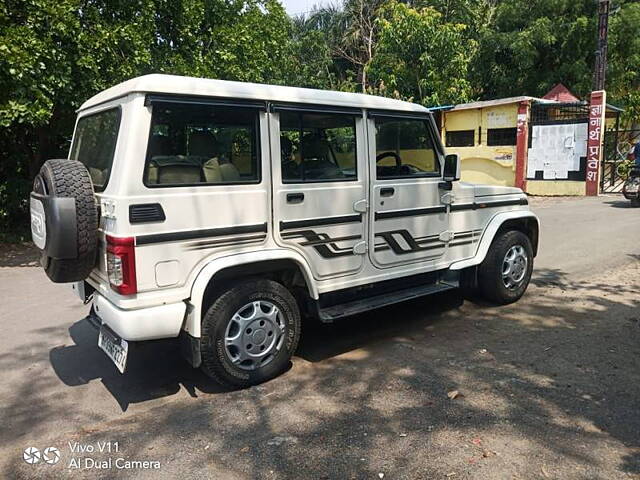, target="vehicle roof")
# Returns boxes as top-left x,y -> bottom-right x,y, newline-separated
79,74 -> 431,114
